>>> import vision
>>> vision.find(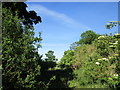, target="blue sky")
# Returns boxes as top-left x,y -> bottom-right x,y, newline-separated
26,2 -> 118,61
27,0 -> 120,2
